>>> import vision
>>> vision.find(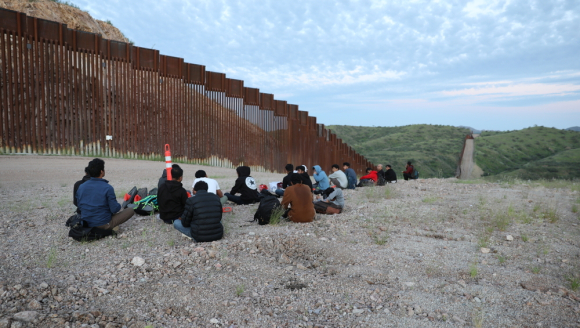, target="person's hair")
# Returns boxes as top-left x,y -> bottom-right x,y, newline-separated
343,162 -> 351,167
296,165 -> 306,172
331,164 -> 339,169
322,187 -> 335,198
171,165 -> 183,180
193,180 -> 209,191
366,167 -> 372,172
87,158 -> 105,177
377,164 -> 383,167
285,164 -> 294,172
84,166 -> 89,175
195,170 -> 207,178
290,173 -> 303,184
407,161 -> 412,165
386,164 -> 392,169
